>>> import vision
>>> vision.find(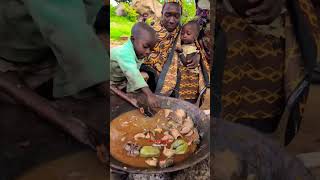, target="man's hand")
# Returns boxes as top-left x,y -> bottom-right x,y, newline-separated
246,0 -> 284,25
186,53 -> 200,69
